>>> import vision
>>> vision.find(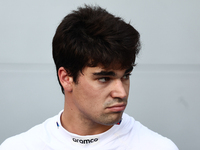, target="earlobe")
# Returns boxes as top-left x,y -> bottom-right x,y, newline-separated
58,67 -> 73,92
